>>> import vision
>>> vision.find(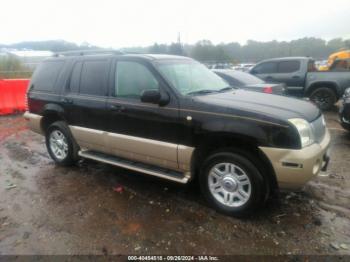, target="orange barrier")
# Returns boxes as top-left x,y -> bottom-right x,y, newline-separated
0,79 -> 30,115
